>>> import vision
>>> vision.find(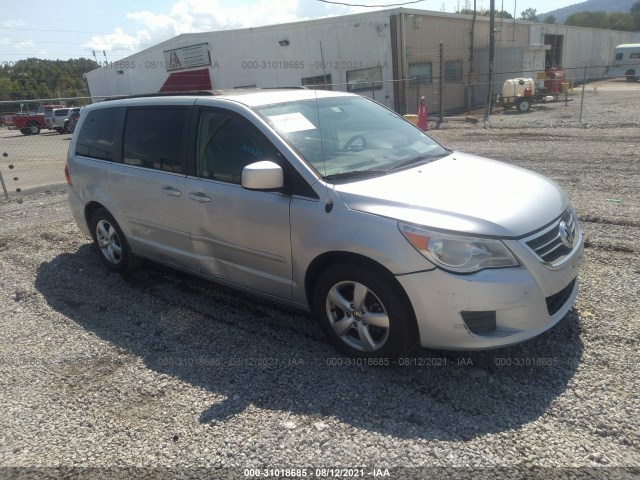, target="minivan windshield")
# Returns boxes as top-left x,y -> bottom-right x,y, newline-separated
254,96 -> 449,181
